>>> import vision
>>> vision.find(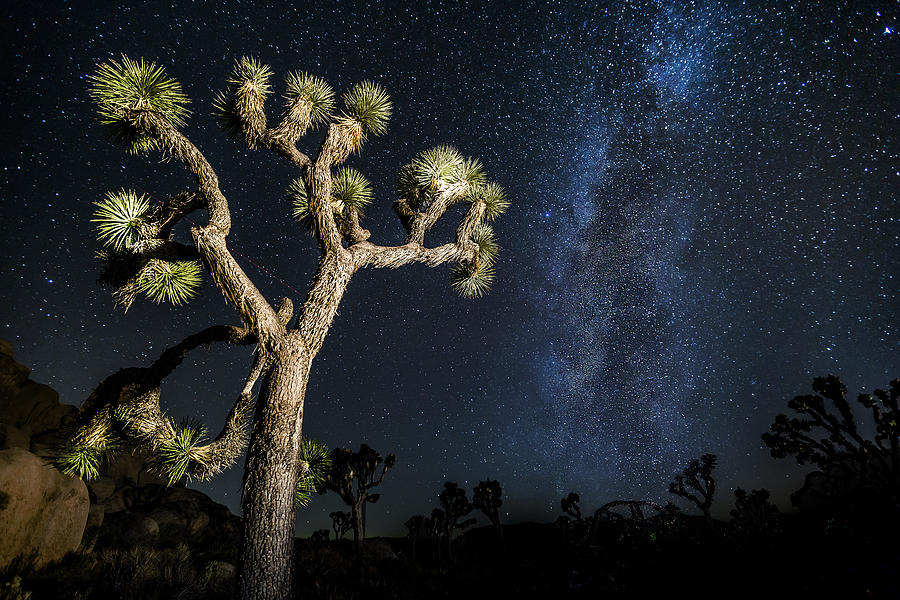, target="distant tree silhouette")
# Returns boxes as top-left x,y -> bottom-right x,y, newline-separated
560,492 -> 583,521
322,444 -> 396,550
425,508 -> 446,562
310,529 -> 330,544
438,482 -> 476,558
472,479 -> 505,550
728,488 -> 780,542
668,454 -> 717,519
763,376 -> 900,502
591,500 -> 680,547
404,514 -> 426,561
329,510 -> 353,540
